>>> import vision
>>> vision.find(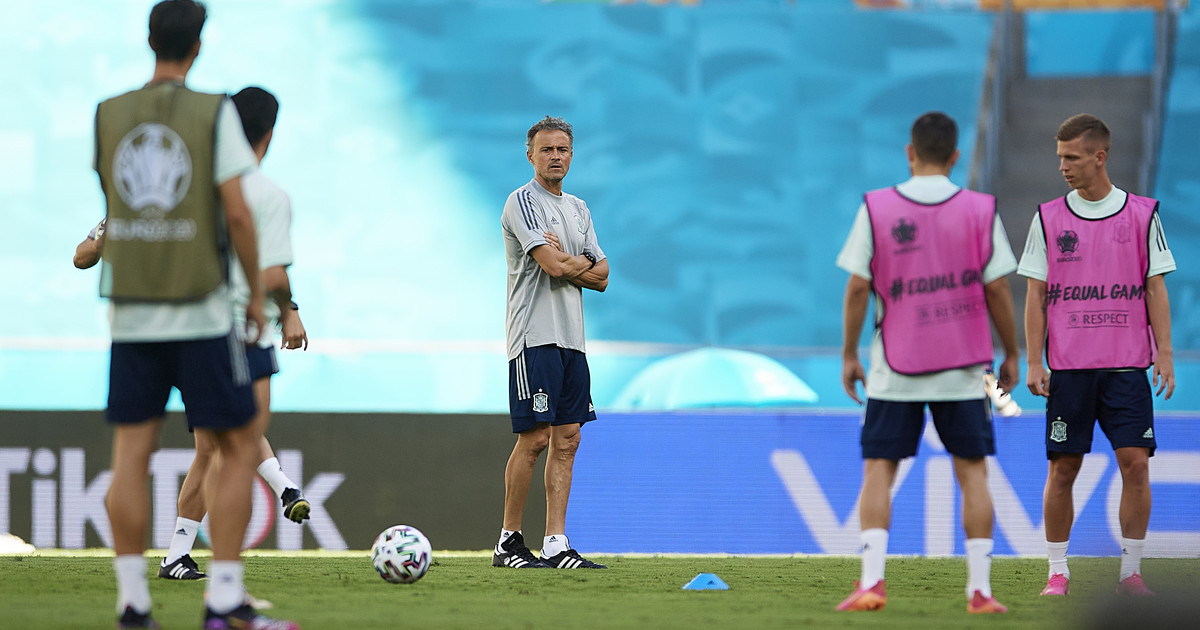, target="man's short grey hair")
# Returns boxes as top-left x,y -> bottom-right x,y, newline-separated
526,116 -> 573,151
